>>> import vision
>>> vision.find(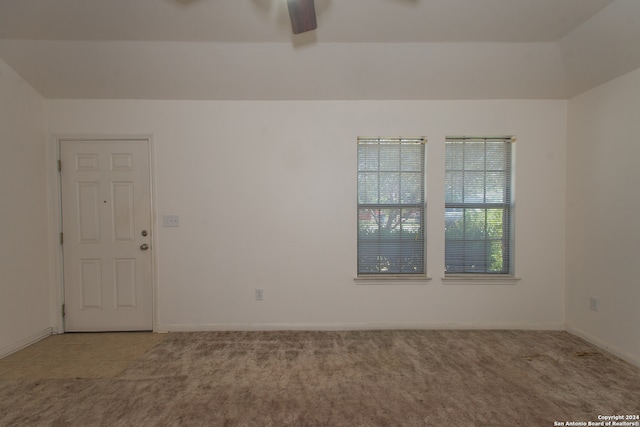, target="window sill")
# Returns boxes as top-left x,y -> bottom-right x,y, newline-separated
442,275 -> 521,285
354,275 -> 432,285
